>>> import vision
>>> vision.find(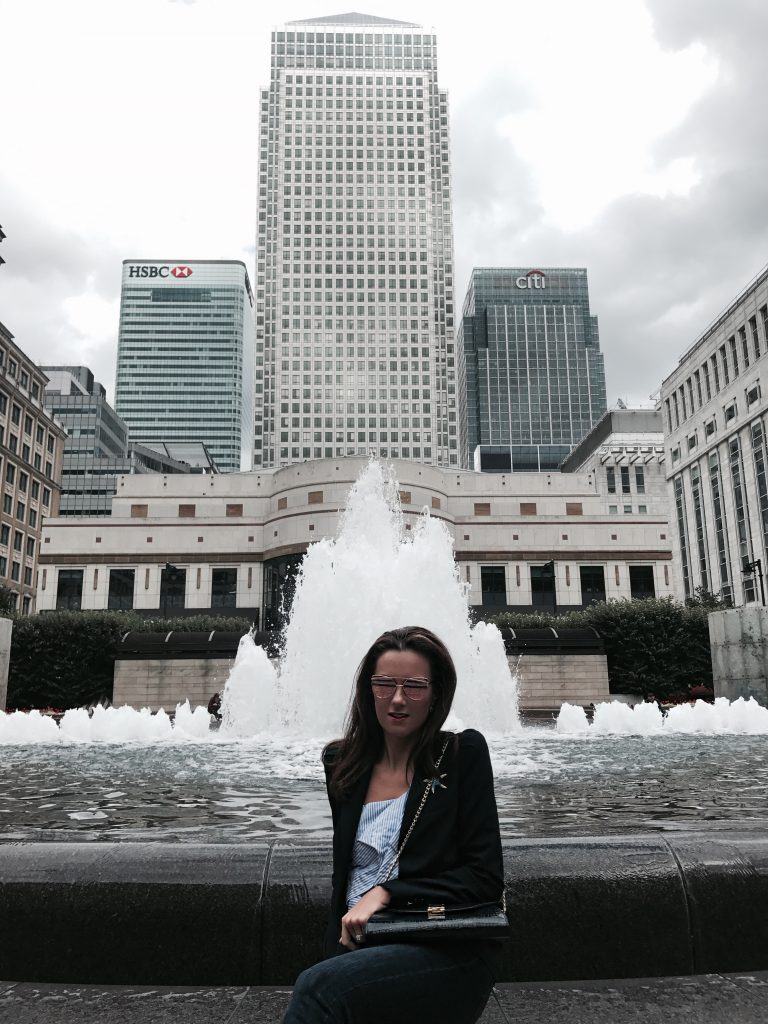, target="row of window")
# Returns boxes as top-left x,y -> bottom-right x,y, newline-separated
478,564 -> 657,608
665,304 -> 768,431
606,465 -> 645,495
55,567 -> 239,612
